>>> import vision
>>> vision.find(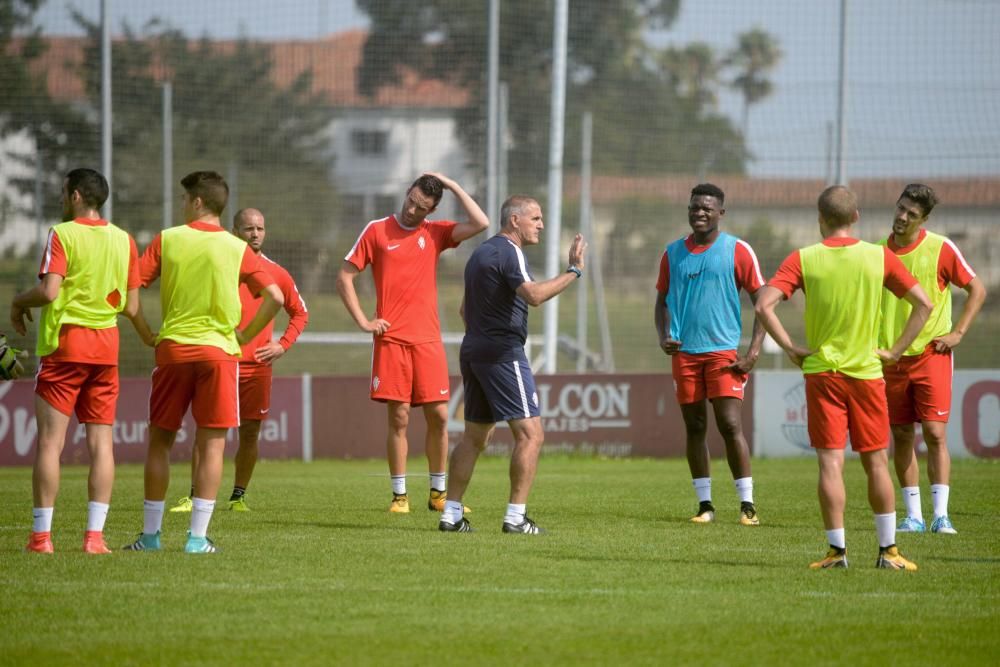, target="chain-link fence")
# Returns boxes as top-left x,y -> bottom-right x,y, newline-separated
2,0 -> 997,377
